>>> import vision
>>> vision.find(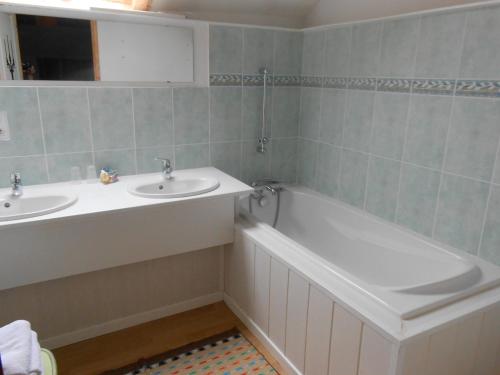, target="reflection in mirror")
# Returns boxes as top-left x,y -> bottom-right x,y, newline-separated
17,15 -> 95,81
